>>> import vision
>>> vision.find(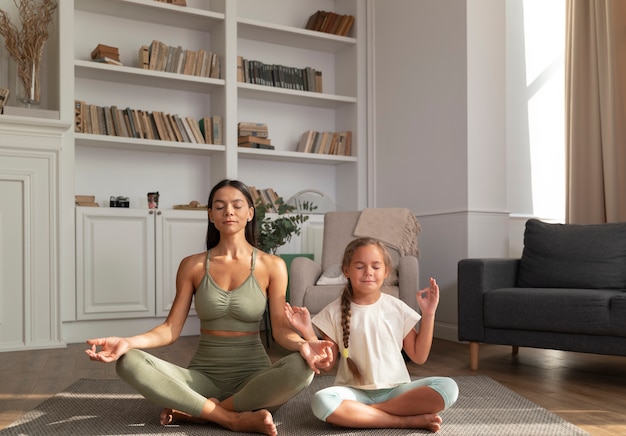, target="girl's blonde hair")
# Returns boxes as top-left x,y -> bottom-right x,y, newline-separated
339,237 -> 392,383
